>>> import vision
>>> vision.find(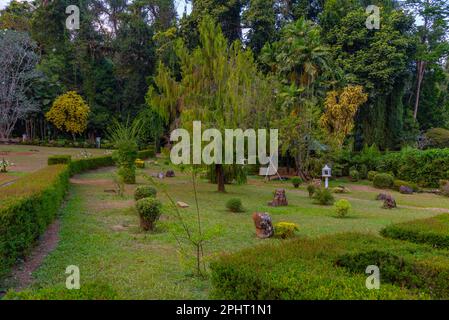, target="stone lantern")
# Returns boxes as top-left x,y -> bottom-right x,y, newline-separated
322,164 -> 331,189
